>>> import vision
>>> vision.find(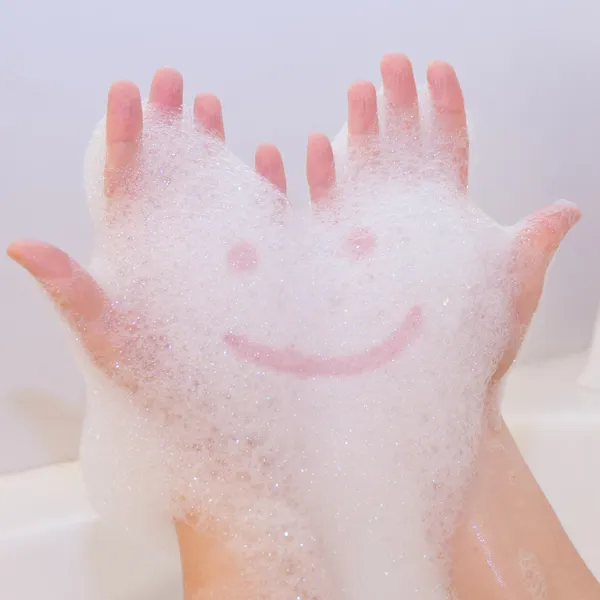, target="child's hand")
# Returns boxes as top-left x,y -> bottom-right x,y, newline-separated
308,56 -> 577,387
6,69 -> 291,390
